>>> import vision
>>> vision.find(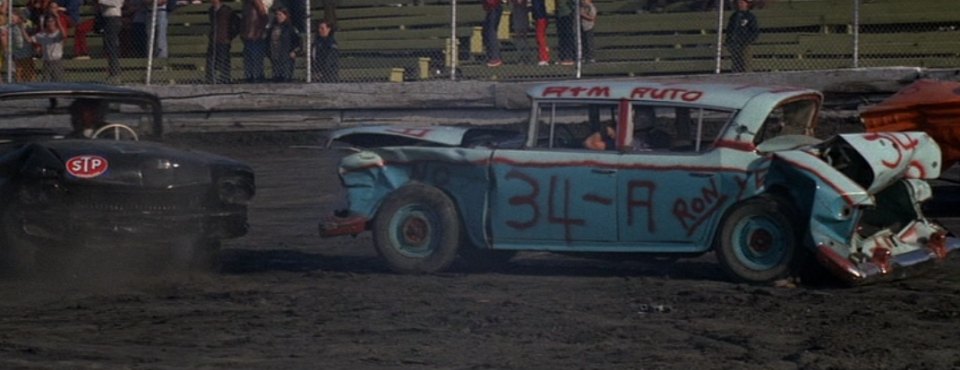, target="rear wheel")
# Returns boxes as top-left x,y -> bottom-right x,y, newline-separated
716,195 -> 799,284
372,183 -> 461,273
